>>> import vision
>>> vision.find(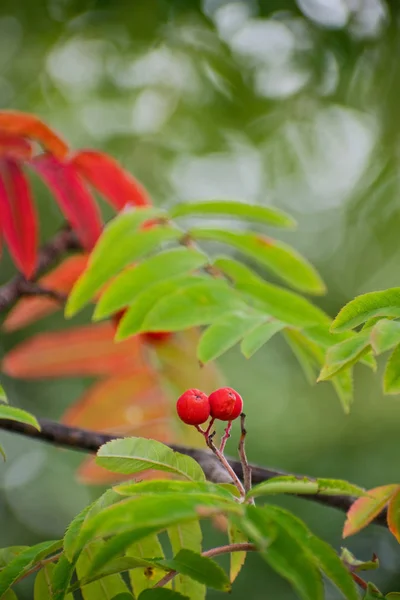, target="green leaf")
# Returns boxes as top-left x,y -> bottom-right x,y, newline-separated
386,594 -> 400,599
331,288 -> 400,332
34,563 -> 73,600
370,319 -> 400,354
76,541 -> 130,599
66,220 -> 180,317
0,540 -> 62,597
138,589 -> 190,599
51,553 -> 76,600
237,505 -> 324,600
315,478 -> 366,497
241,319 -> 285,358
318,329 -> 372,381
340,548 -> 379,572
114,276 -> 208,340
191,228 -> 325,294
343,484 -> 399,538
331,367 -> 354,414
387,487 -> 400,543
93,247 -> 208,321
364,582 -> 385,598
69,556 -> 161,592
169,200 -> 296,229
64,489 -> 121,561
247,476 -> 319,499
384,344 -> 400,394
0,547 -> 29,568
283,330 -> 323,385
264,506 -> 358,600
0,405 -> 40,430
138,279 -> 248,334
114,480 -> 235,502
162,549 -> 230,592
111,595 -> 135,600
197,311 -> 265,364
0,383 -> 8,403
96,438 -> 206,482
228,522 -> 248,583
76,494 -> 240,555
128,535 -> 167,595
168,521 -> 204,600
2,590 -> 17,599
